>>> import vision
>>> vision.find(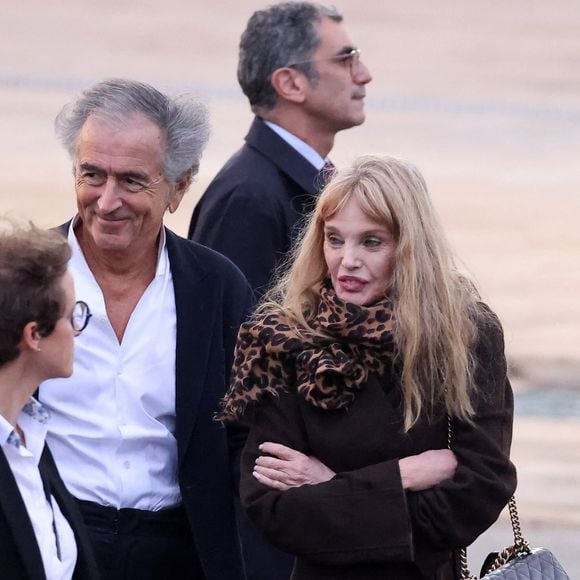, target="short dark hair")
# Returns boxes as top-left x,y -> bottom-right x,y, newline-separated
238,2 -> 342,112
55,78 -> 210,184
0,220 -> 71,367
